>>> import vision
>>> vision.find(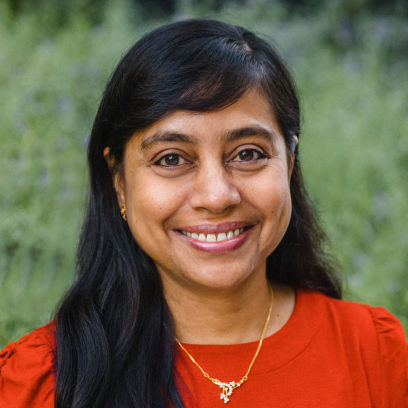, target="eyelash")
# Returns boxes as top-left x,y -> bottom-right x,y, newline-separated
154,148 -> 267,169
155,154 -> 188,167
229,149 -> 267,163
